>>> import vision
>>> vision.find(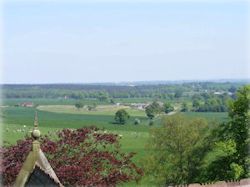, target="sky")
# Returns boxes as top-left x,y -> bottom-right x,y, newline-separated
2,0 -> 250,84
